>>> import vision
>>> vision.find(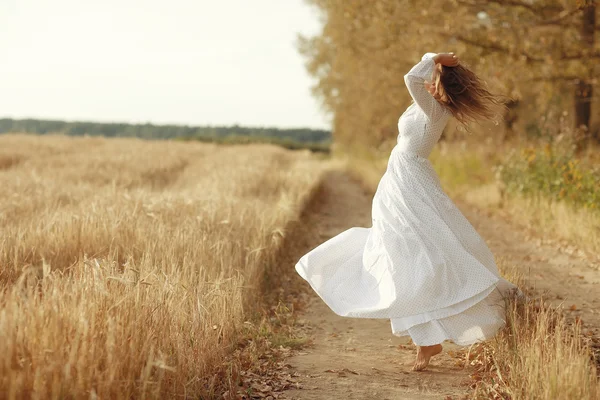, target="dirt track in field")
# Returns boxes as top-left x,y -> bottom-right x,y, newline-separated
281,169 -> 600,400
